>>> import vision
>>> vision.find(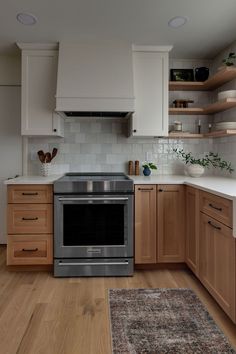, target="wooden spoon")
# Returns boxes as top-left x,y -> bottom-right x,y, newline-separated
45,152 -> 52,163
51,148 -> 58,160
37,150 -> 45,163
